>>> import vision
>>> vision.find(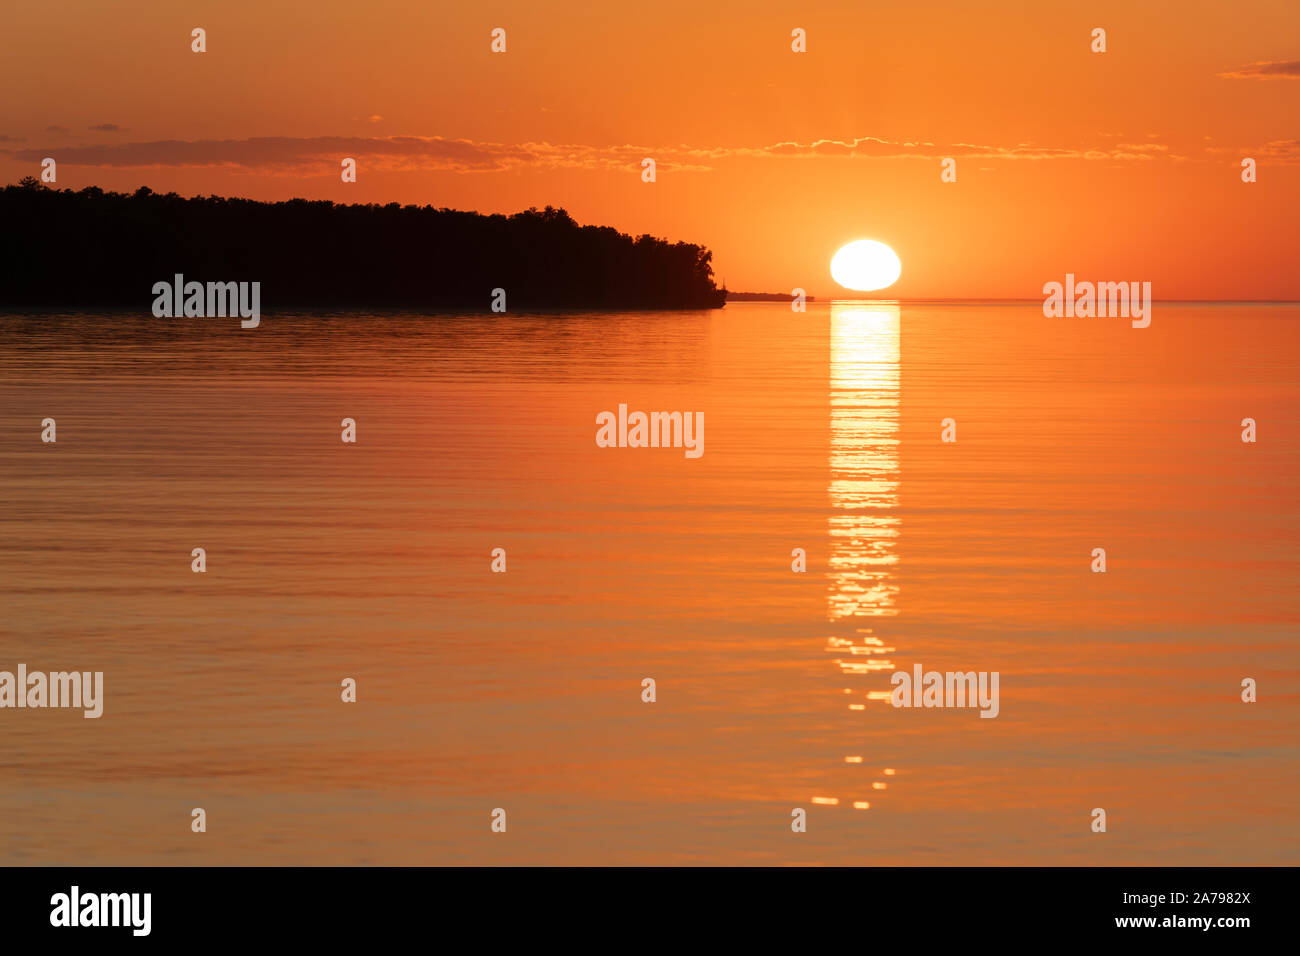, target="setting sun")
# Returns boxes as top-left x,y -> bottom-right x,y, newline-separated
831,240 -> 902,293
